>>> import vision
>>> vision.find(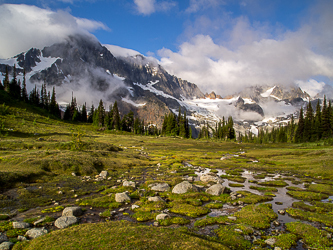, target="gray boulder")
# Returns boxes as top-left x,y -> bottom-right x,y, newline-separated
150,183 -> 170,192
200,174 -> 223,183
12,222 -> 30,229
25,228 -> 48,239
265,238 -> 276,246
172,181 -> 198,194
156,213 -> 169,220
0,233 -> 8,244
99,171 -> 108,178
62,207 -> 83,217
123,181 -> 136,188
0,242 -> 14,250
148,196 -> 164,202
115,192 -> 131,203
55,216 -> 79,229
205,184 -> 226,196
